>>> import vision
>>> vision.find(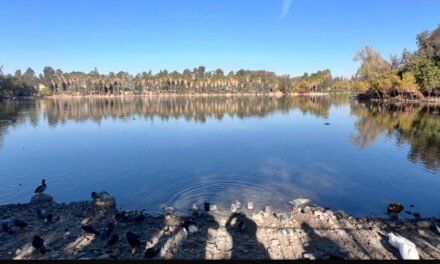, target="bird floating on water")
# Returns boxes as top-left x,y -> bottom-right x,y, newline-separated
34,179 -> 47,194
32,235 -> 47,255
